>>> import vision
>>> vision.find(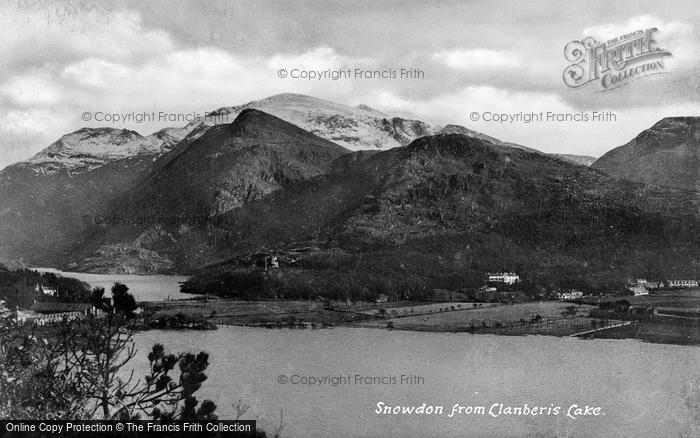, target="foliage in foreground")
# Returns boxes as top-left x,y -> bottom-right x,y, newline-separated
0,283 -> 216,421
